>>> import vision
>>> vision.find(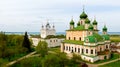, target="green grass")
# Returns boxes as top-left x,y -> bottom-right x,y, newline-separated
94,53 -> 120,64
99,60 -> 120,67
63,40 -> 84,45
48,46 -> 60,52
110,36 -> 120,42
